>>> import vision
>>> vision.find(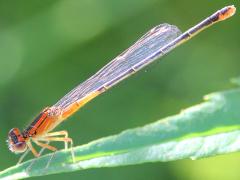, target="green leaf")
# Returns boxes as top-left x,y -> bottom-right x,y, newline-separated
231,77 -> 240,86
1,86 -> 240,179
